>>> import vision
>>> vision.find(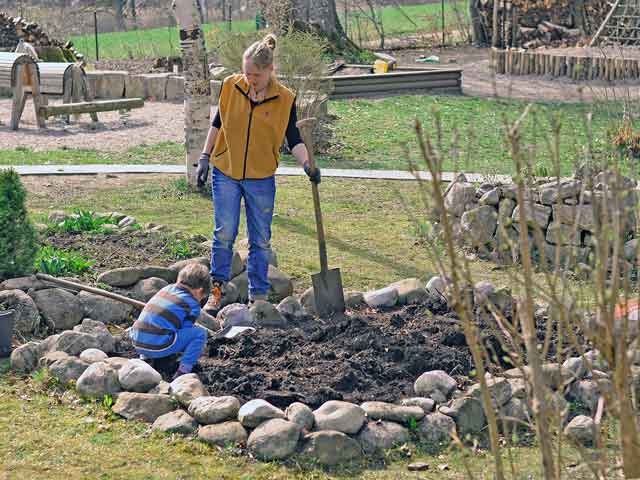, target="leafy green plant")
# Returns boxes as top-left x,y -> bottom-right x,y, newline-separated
0,169 -> 38,280
54,209 -> 112,233
102,394 -> 114,410
407,416 -> 419,433
35,246 -> 94,276
168,239 -> 193,260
